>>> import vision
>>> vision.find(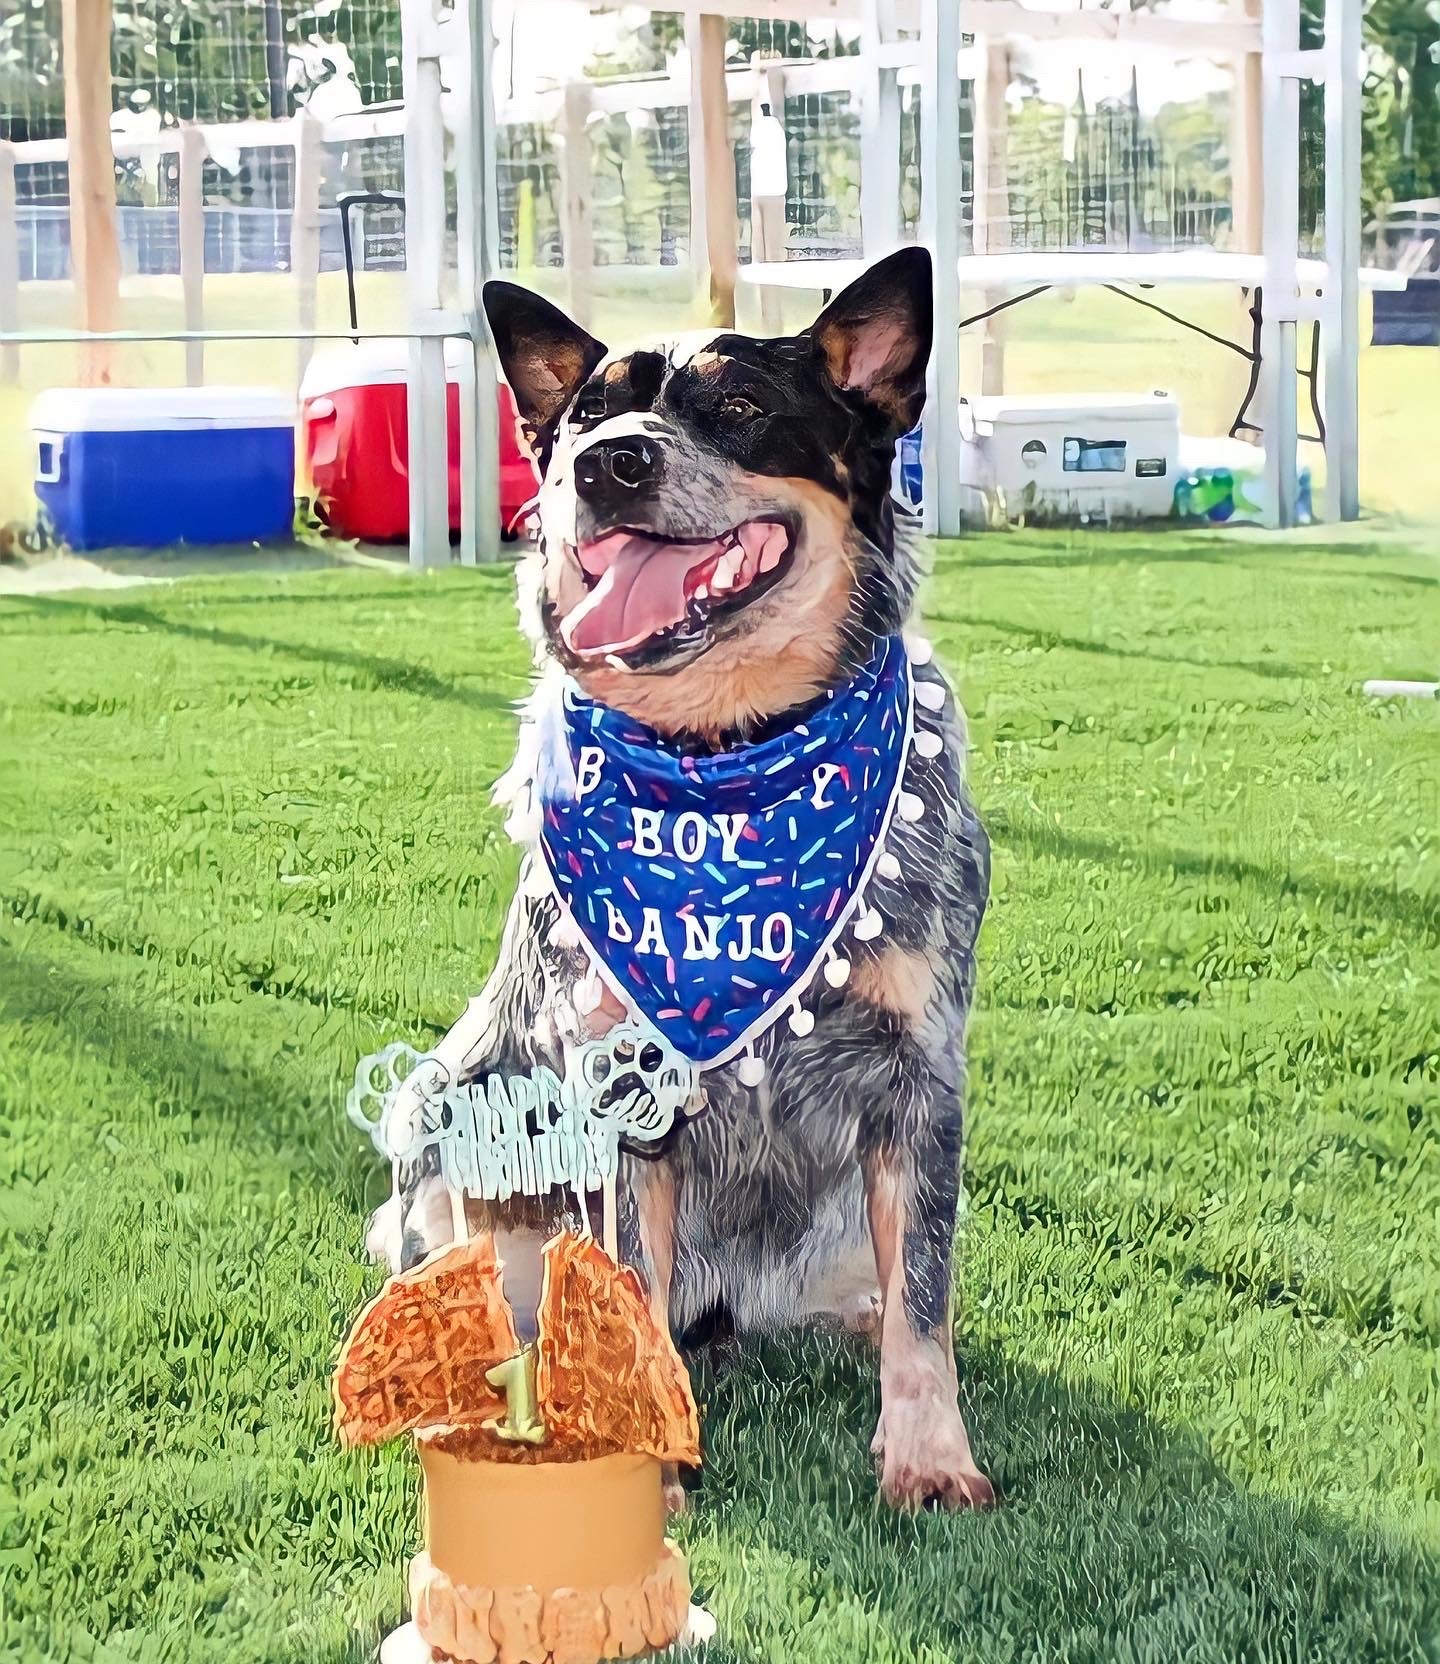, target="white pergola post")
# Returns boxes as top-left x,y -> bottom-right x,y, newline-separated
750,56 -> 788,333
919,0 -> 962,537
401,0 -> 454,569
560,81 -> 596,330
290,111 -> 323,388
456,0 -> 500,565
859,0 -> 901,258
1259,0 -> 1302,529
1322,0 -> 1362,522
0,142 -> 19,386
971,35 -> 1011,395
178,123 -> 205,386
